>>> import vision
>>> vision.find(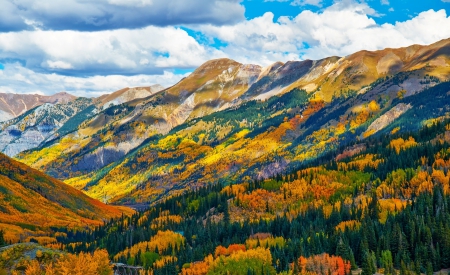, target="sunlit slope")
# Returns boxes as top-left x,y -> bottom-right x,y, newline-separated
0,152 -> 132,242
17,59 -> 262,179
